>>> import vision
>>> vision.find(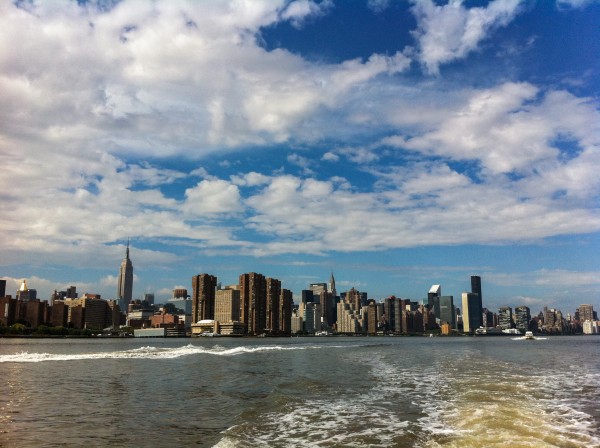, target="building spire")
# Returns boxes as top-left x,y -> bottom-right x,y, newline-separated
126,238 -> 130,259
